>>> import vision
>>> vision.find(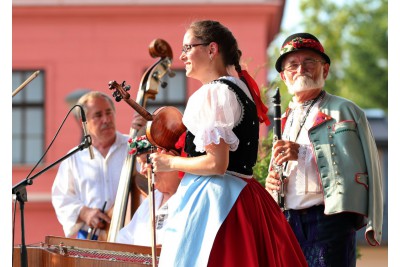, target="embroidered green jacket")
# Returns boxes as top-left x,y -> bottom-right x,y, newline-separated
281,92 -> 384,246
